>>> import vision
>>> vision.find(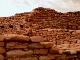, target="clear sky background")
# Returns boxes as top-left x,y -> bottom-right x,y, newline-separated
0,0 -> 80,17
